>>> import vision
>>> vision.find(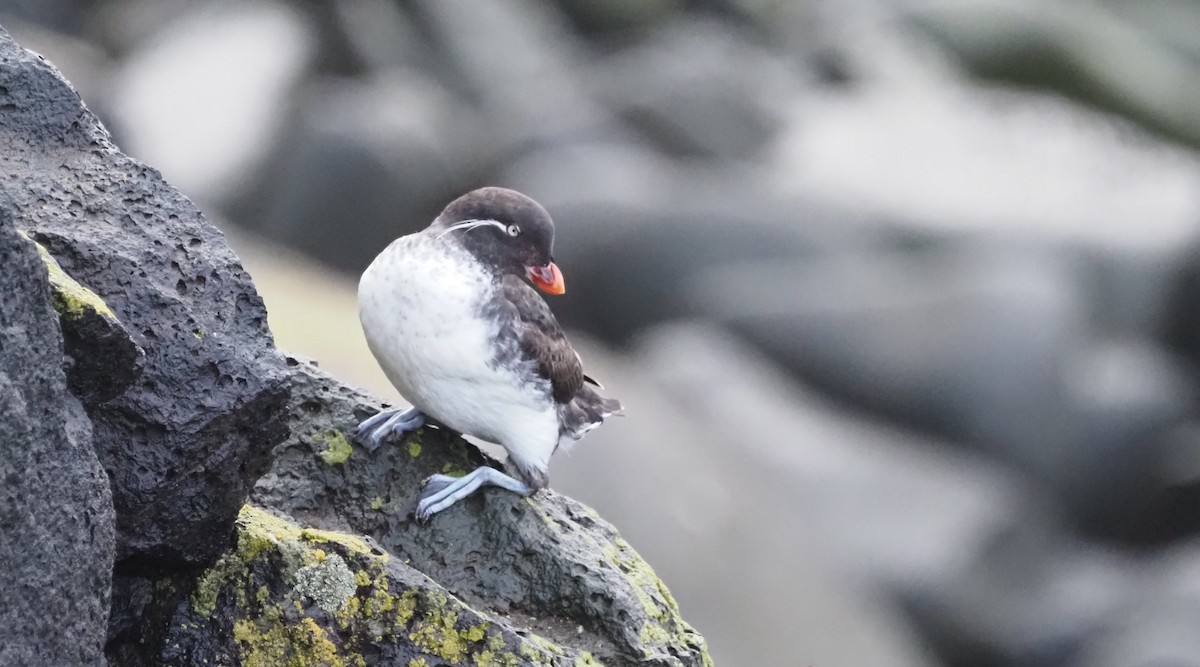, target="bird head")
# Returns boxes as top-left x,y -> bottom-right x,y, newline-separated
434,187 -> 565,295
